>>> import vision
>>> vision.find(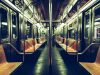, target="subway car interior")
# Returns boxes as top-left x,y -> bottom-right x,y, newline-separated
0,0 -> 100,75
